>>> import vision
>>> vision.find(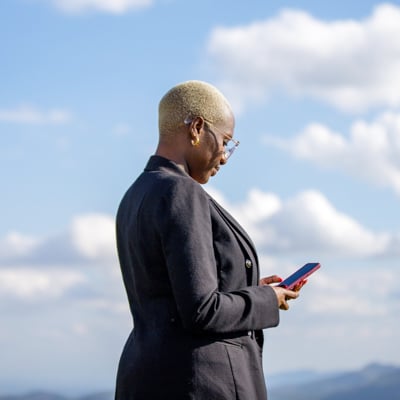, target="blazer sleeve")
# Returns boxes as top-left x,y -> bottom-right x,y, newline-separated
155,177 -> 279,334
